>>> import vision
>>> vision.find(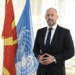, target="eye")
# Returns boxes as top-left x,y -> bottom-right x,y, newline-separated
51,14 -> 54,16
47,14 -> 50,17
